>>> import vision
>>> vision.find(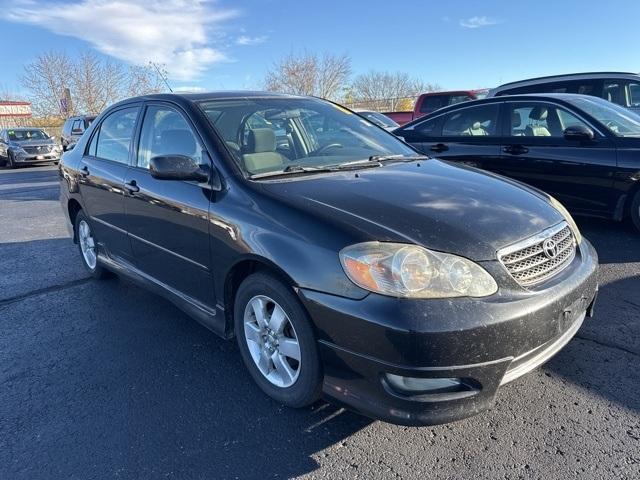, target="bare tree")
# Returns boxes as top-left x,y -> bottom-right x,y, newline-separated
348,71 -> 440,111
21,51 -> 74,117
22,51 -> 167,117
264,52 -> 351,100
